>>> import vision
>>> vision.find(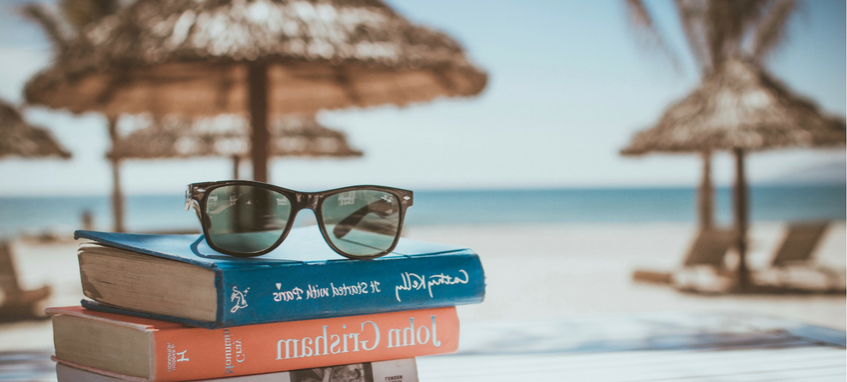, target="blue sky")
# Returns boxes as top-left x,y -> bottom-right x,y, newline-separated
0,0 -> 844,196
